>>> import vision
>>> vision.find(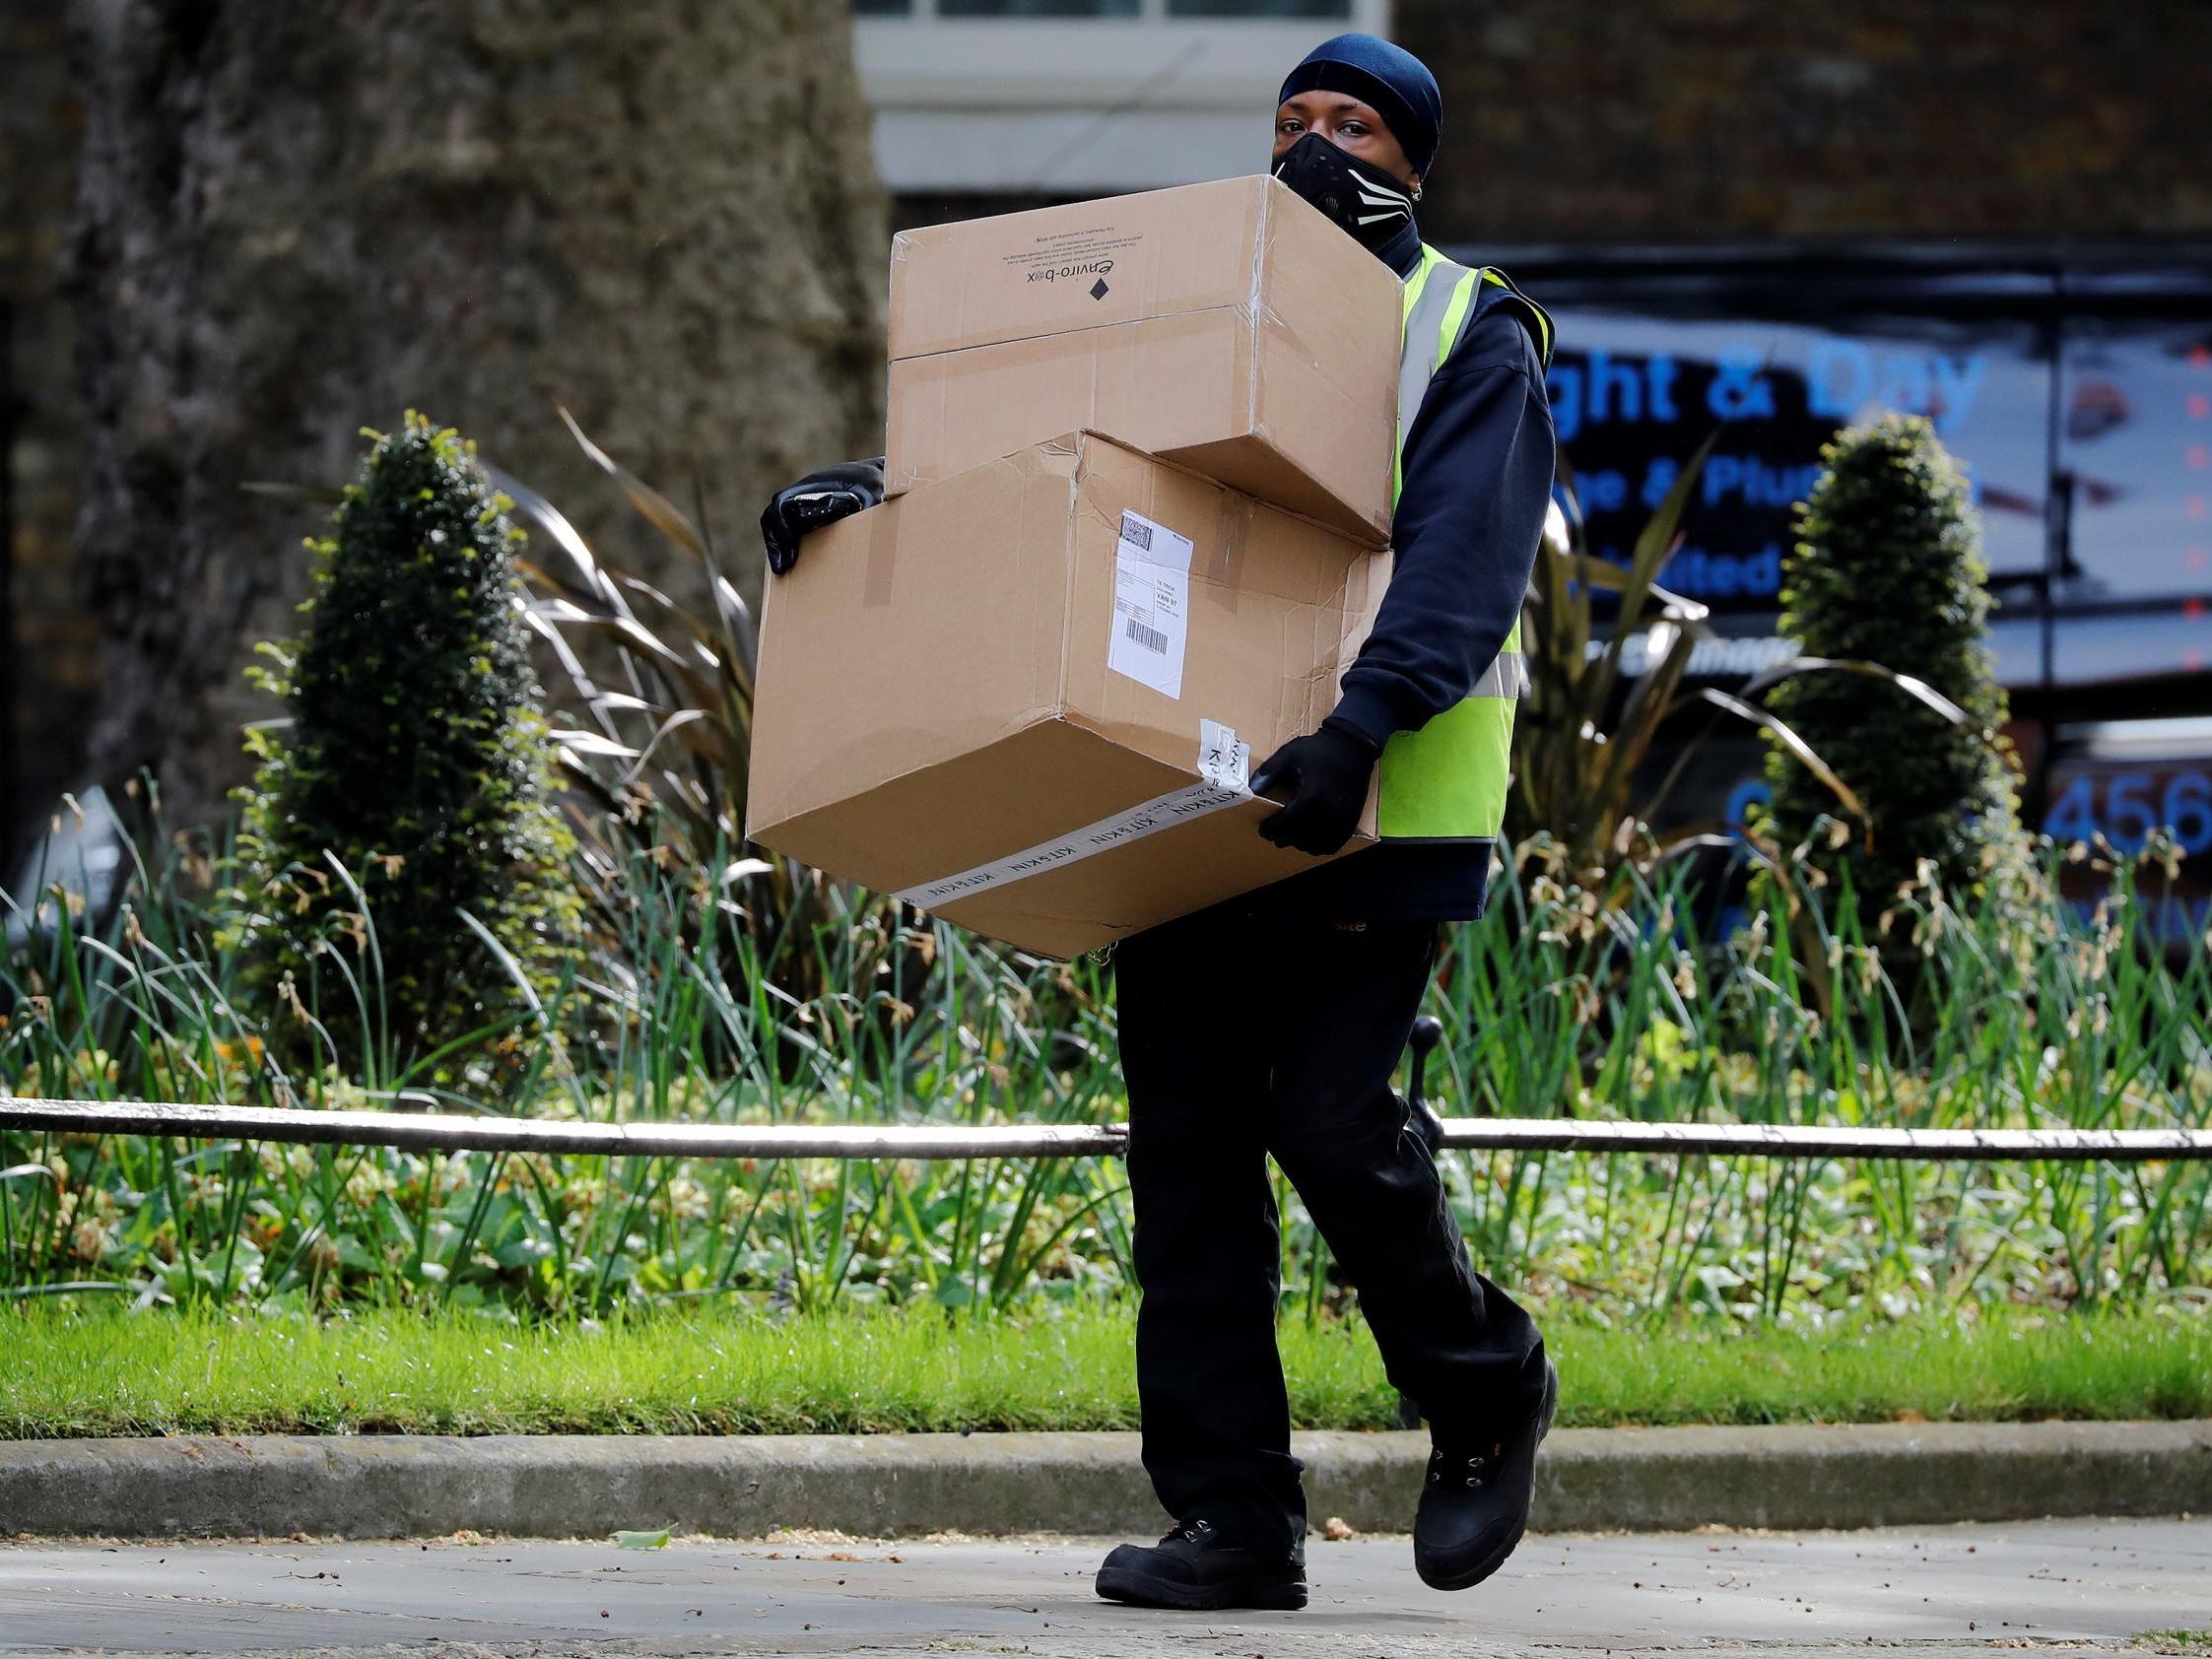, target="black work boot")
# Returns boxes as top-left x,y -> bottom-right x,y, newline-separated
1412,1357 -> 1559,1592
1094,1517 -> 1308,1611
